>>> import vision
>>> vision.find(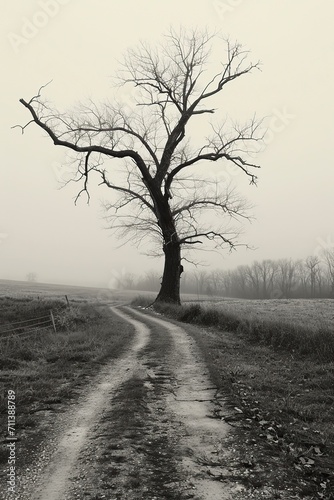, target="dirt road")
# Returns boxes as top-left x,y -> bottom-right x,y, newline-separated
9,306 -> 243,499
